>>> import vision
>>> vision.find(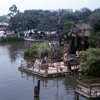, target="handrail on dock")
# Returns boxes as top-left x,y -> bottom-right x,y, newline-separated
66,74 -> 100,99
